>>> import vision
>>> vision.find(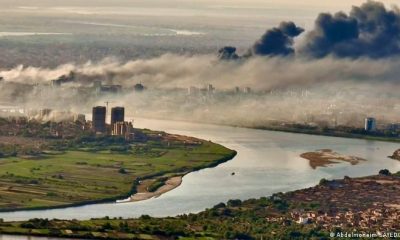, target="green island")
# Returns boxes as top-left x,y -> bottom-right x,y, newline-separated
0,118 -> 236,211
1,170 -> 399,240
